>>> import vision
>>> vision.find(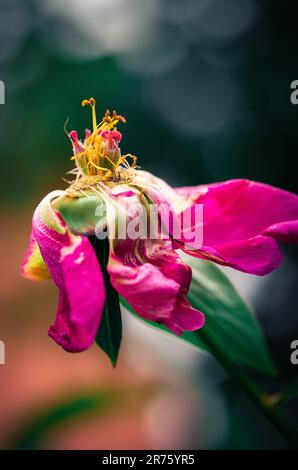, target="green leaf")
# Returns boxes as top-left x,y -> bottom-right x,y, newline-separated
186,254 -> 277,375
90,236 -> 122,366
121,253 -> 277,376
